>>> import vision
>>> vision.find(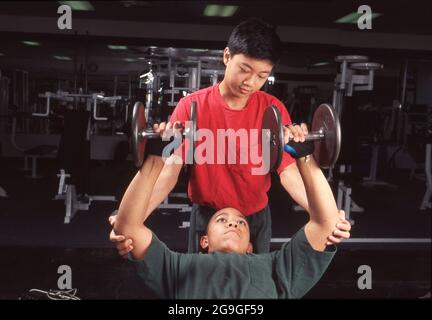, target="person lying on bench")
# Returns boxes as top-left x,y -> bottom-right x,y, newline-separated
110,138 -> 349,299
